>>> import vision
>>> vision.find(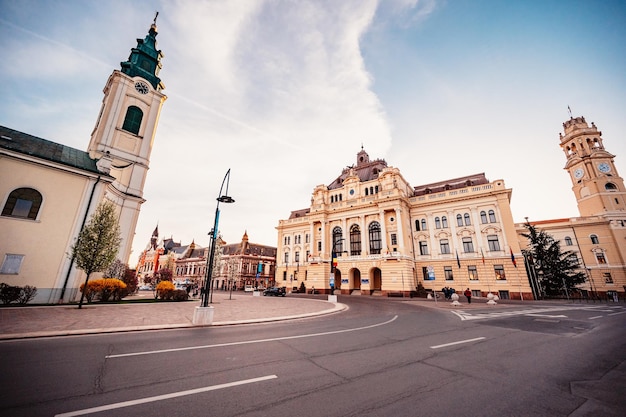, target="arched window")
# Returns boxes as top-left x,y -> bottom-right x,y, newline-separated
488,210 -> 496,223
421,219 -> 427,230
464,213 -> 471,226
605,183 -> 617,191
350,224 -> 361,256
456,214 -> 463,227
2,187 -> 43,220
332,226 -> 343,253
590,234 -> 599,244
480,211 -> 488,224
442,216 -> 448,228
435,217 -> 441,229
415,220 -> 420,231
370,186 -> 374,195
365,189 -> 369,196
122,105 -> 143,135
564,236 -> 573,246
368,222 -> 382,254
